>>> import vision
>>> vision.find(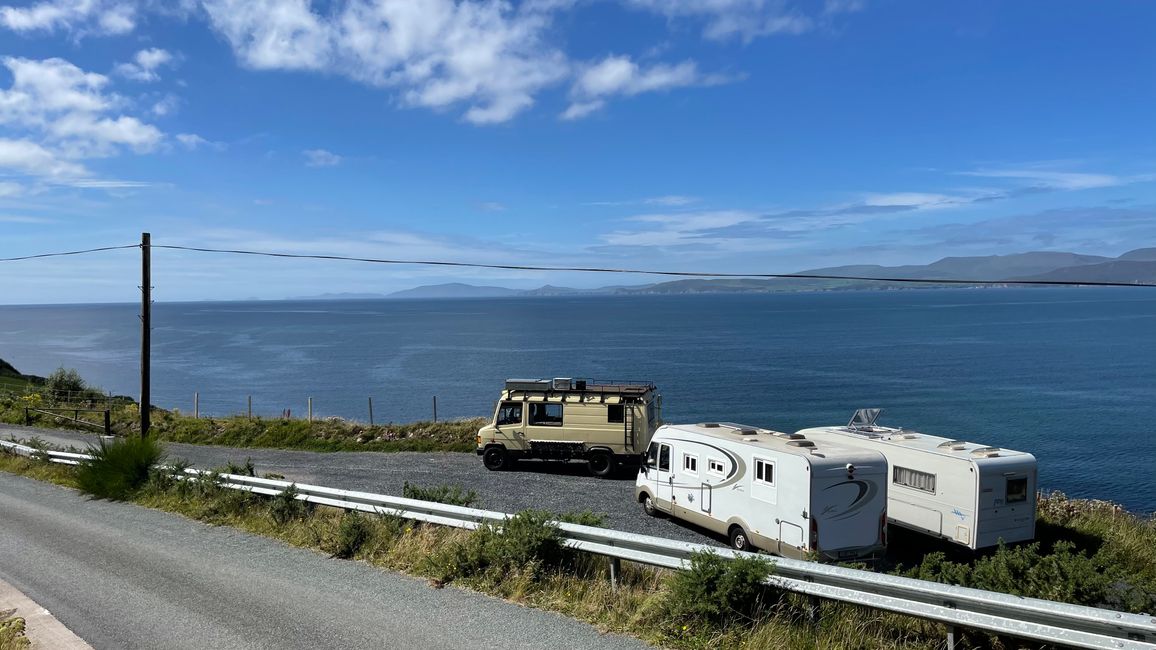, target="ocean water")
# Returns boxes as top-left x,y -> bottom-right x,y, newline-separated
1,288 -> 1154,512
